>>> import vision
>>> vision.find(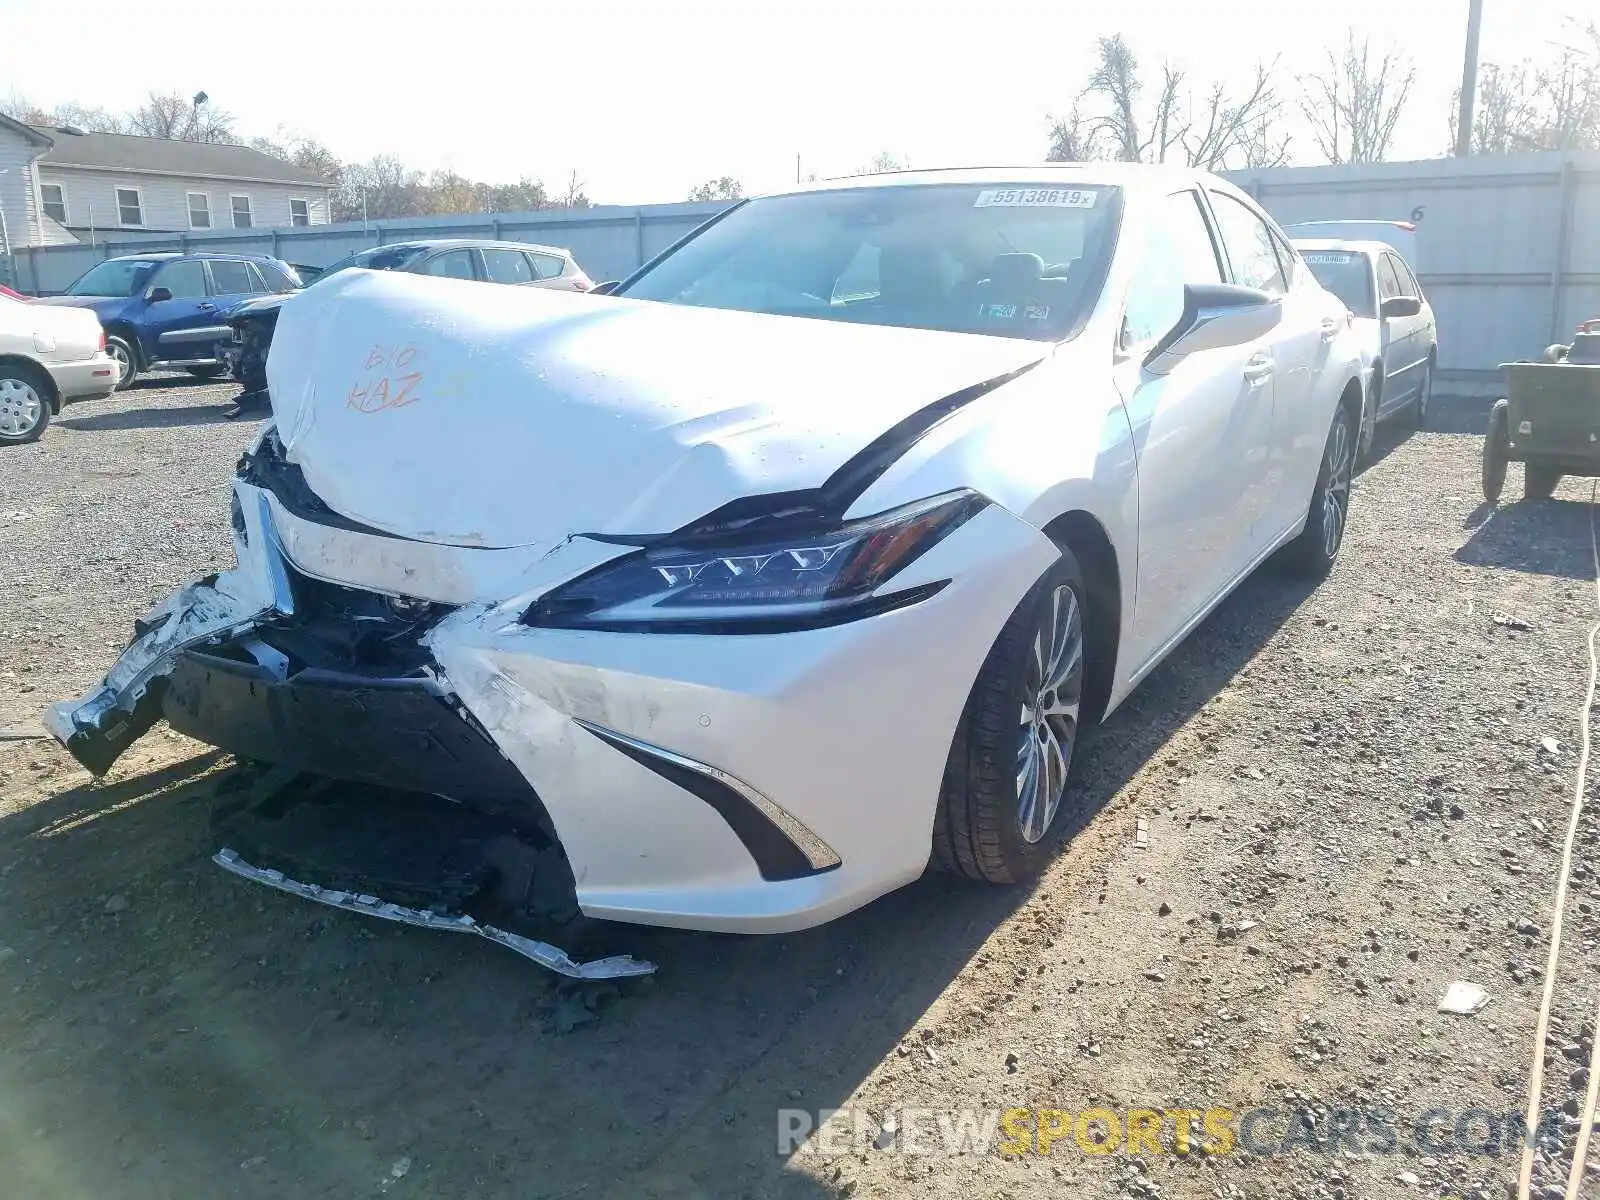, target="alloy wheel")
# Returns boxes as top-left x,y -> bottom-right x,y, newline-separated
107,341 -> 132,385
0,377 -> 43,438
1016,583 -> 1084,844
1321,415 -> 1353,559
